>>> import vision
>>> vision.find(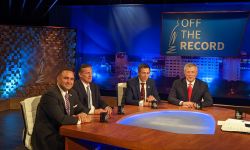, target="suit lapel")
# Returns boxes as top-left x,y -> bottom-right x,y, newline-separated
135,78 -> 140,99
79,80 -> 87,96
55,86 -> 68,115
146,80 -> 151,96
191,80 -> 198,101
78,80 -> 88,105
68,90 -> 75,115
182,79 -> 188,100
